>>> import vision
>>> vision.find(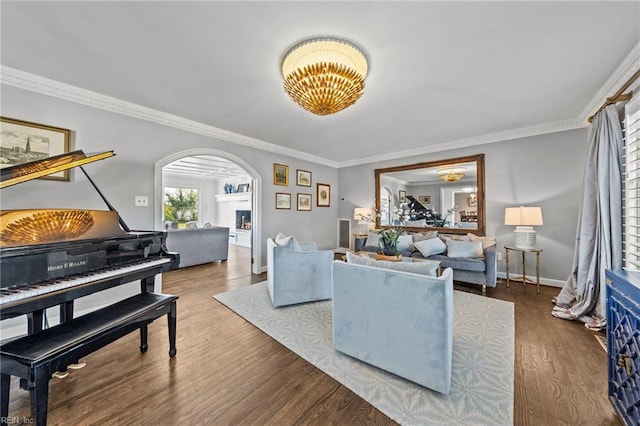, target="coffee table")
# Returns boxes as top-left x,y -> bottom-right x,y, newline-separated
354,251 -> 442,276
